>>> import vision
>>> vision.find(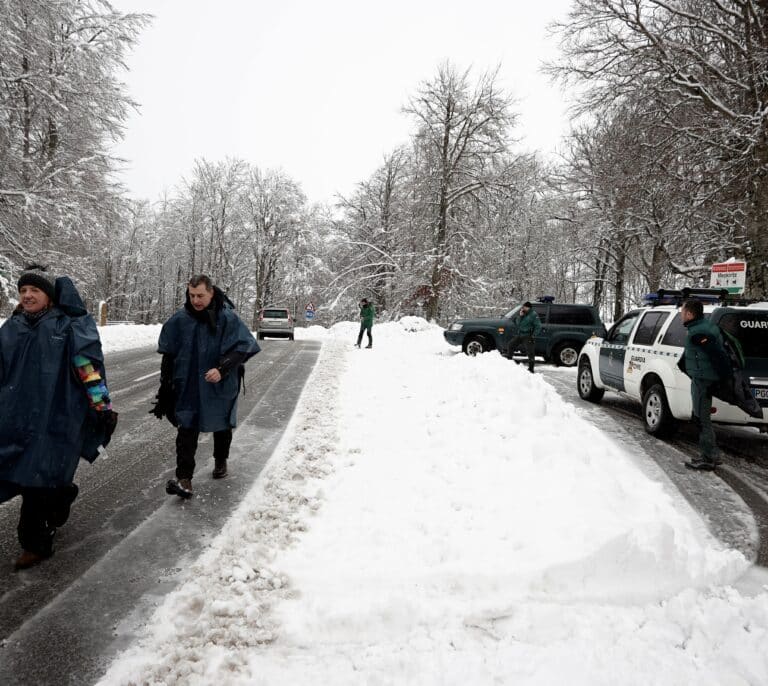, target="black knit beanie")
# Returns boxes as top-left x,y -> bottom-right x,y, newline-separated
18,264 -> 56,302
